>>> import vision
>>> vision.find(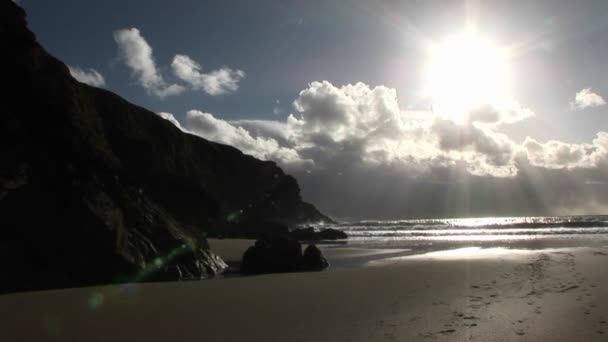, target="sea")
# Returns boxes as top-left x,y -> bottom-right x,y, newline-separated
309,215 -> 608,268
321,215 -> 608,250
